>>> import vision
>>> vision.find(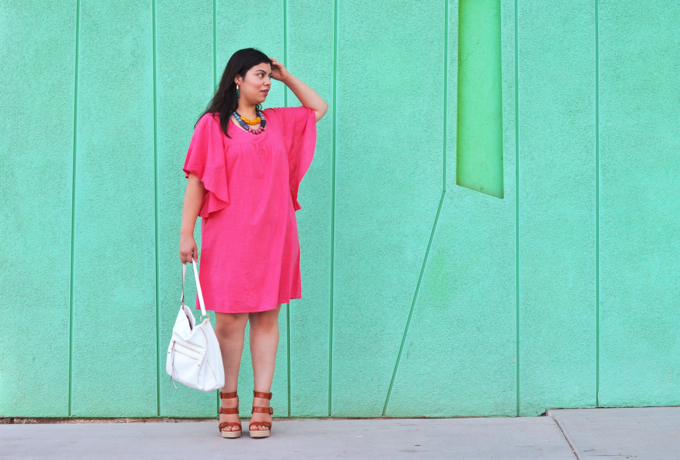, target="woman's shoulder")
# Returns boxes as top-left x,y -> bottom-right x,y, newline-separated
196,112 -> 238,138
191,112 -> 223,136
197,112 -> 222,126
